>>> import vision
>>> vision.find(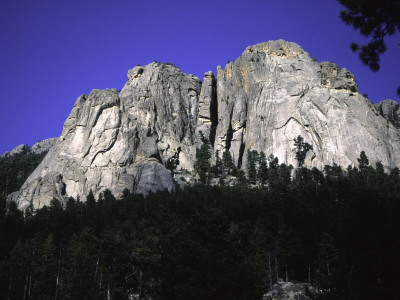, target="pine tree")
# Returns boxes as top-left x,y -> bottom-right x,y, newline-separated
258,151 -> 269,185
268,154 -> 279,182
210,149 -> 222,178
237,169 -> 247,185
166,151 -> 180,173
357,150 -> 369,172
247,150 -> 258,184
196,132 -> 211,184
222,149 -> 235,176
293,135 -> 313,167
